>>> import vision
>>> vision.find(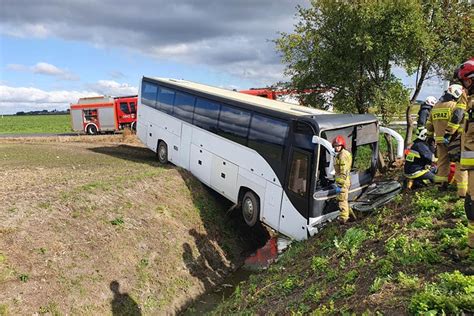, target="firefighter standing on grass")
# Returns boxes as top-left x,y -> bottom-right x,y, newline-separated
448,57 -> 474,255
332,135 -> 356,224
426,84 -> 467,198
